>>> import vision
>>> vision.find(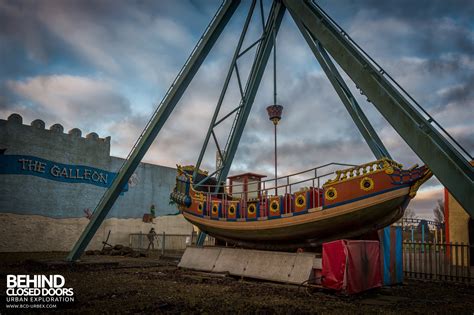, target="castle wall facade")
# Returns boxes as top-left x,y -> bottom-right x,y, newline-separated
0,114 -> 192,252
